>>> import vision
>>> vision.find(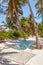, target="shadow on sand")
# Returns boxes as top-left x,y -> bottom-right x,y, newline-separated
0,52 -> 18,65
